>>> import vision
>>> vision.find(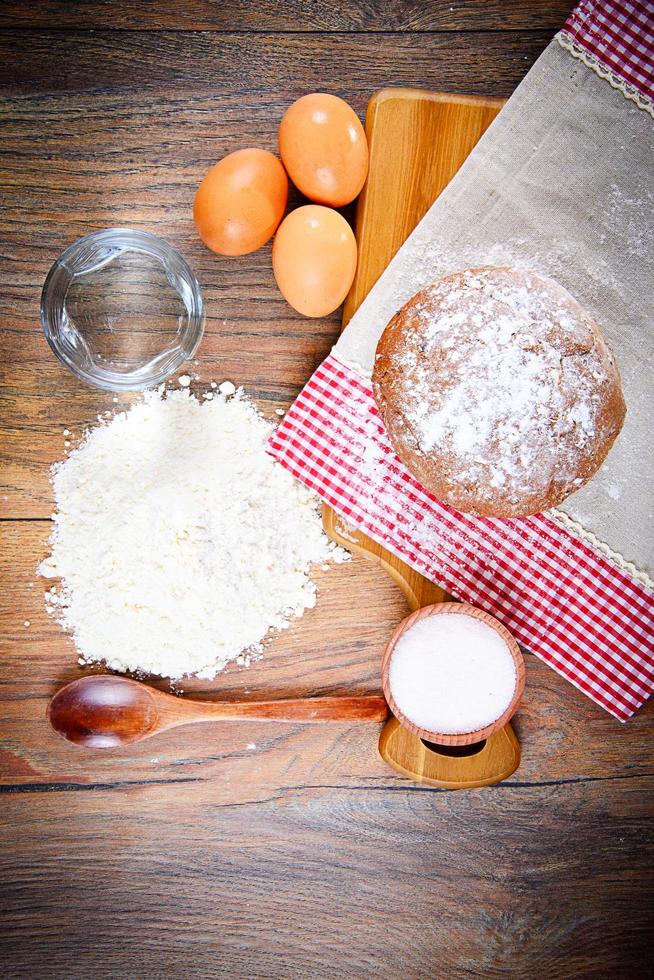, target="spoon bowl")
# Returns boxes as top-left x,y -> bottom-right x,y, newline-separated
48,675 -> 160,747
